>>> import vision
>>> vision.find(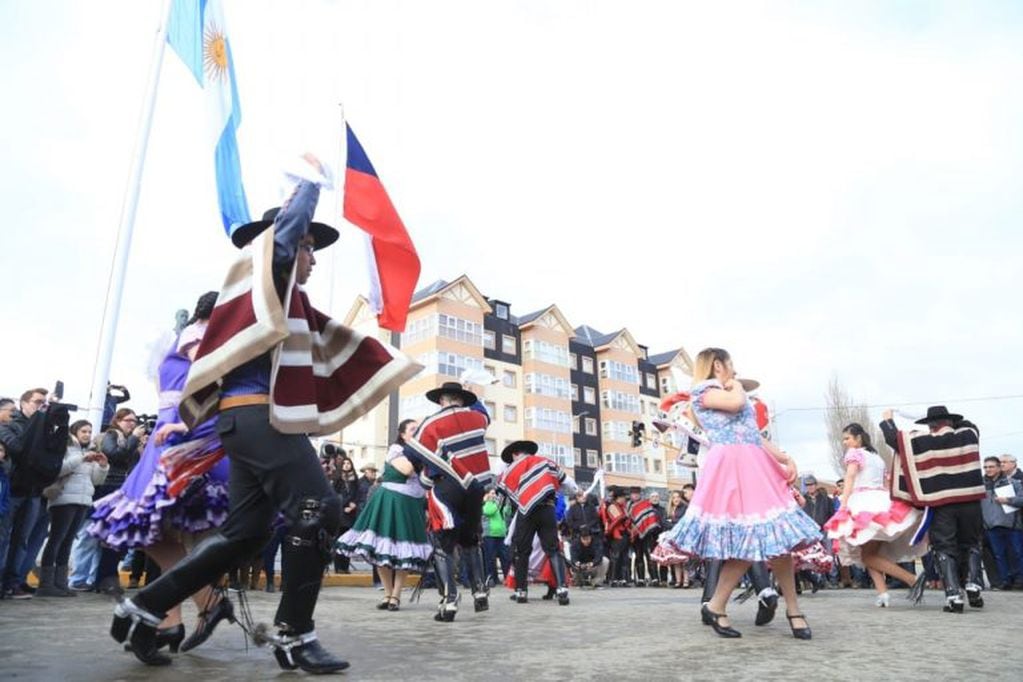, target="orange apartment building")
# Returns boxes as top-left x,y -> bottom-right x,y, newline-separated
341,275 -> 696,494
